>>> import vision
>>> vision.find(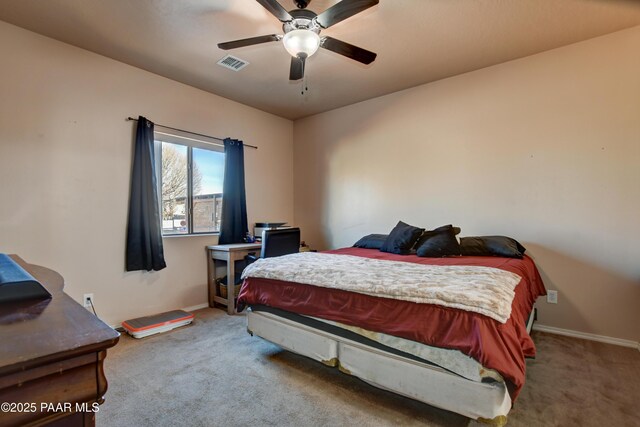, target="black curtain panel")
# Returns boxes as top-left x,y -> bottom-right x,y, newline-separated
125,116 -> 167,271
218,138 -> 248,244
